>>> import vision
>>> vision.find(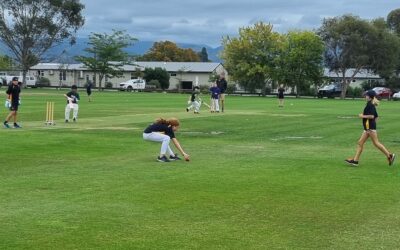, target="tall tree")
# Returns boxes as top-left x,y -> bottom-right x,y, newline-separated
388,8 -> 400,35
198,47 -> 209,62
221,22 -> 282,94
276,31 -> 325,96
75,30 -> 137,90
139,41 -> 200,62
0,0 -> 84,86
318,15 -> 378,98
